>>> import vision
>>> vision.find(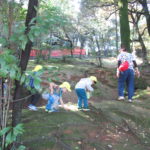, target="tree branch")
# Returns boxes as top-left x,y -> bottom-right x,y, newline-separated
141,27 -> 148,36
88,3 -> 115,9
105,9 -> 119,20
